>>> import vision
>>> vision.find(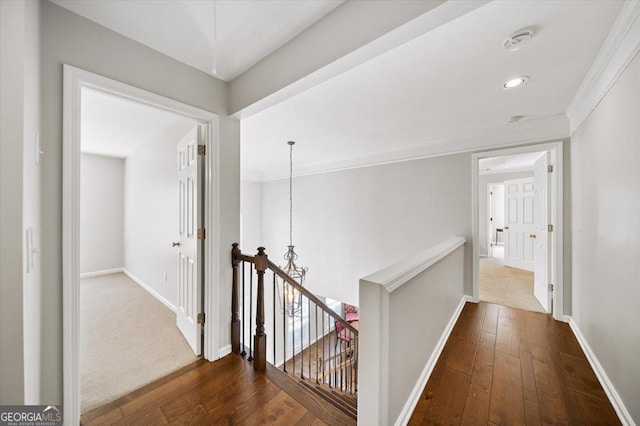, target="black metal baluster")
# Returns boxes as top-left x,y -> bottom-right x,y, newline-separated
354,334 -> 358,393
300,297 -> 304,379
247,265 -> 253,362
308,298 -> 311,381
315,304 -> 319,384
241,261 -> 246,356
292,285 -> 295,377
273,272 -> 276,367
321,309 -> 326,384
328,312 -> 332,388
339,332 -> 343,391
283,281 -> 287,373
